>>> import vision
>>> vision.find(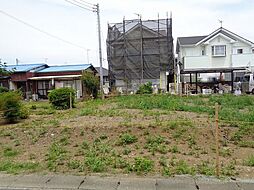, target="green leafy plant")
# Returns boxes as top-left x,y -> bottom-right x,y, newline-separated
3,147 -> 19,157
119,133 -> 137,145
244,155 -> 254,167
82,71 -> 99,98
0,91 -> 27,123
46,142 -> 67,171
136,82 -> 153,94
0,86 -> 9,93
130,157 -> 154,174
48,88 -> 75,109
